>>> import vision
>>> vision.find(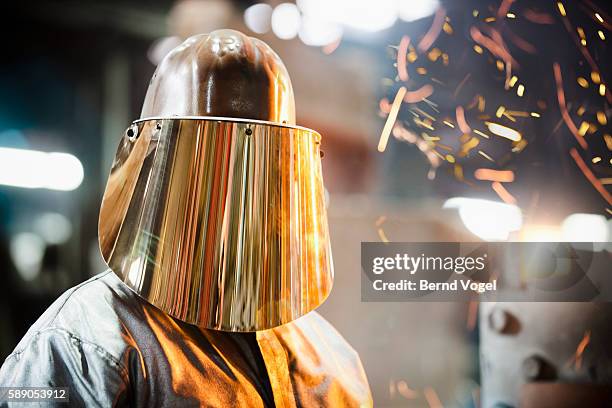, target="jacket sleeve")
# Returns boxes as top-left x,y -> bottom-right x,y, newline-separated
0,328 -> 130,407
